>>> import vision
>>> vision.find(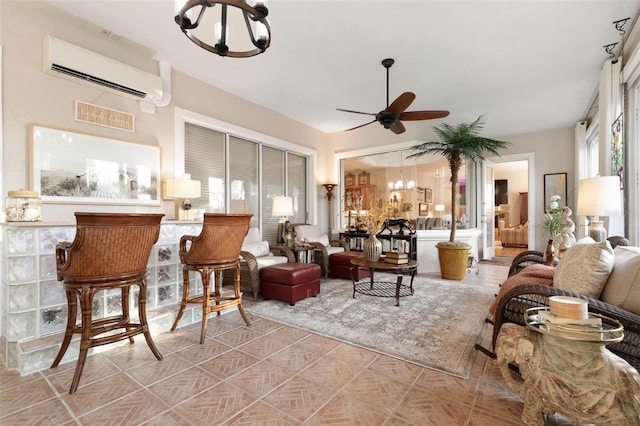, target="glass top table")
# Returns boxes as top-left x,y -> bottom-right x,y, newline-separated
349,258 -> 418,306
